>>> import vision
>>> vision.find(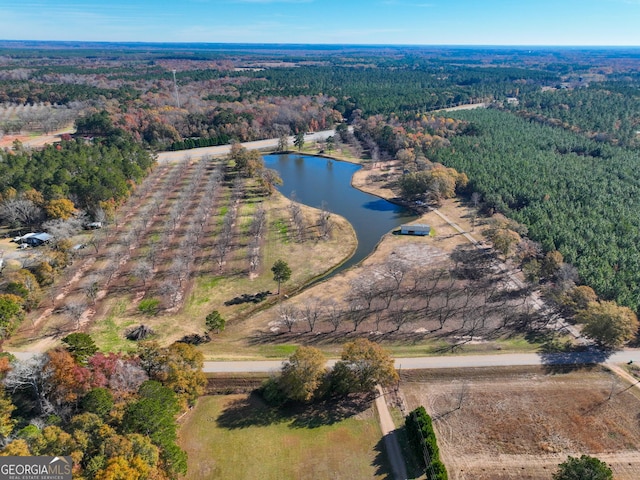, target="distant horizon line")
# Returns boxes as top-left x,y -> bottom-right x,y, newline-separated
1,39 -> 639,50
